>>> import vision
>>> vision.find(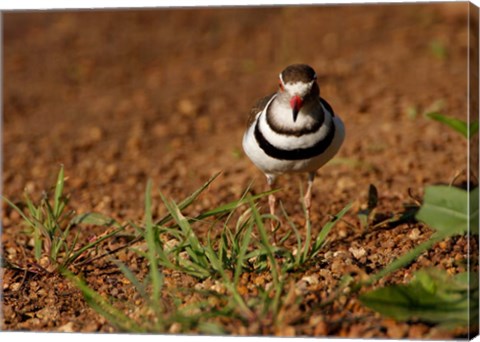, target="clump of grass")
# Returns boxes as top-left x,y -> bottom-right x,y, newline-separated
2,166 -> 124,272
133,177 -> 276,280
7,165 -> 353,333
65,174 -> 351,333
